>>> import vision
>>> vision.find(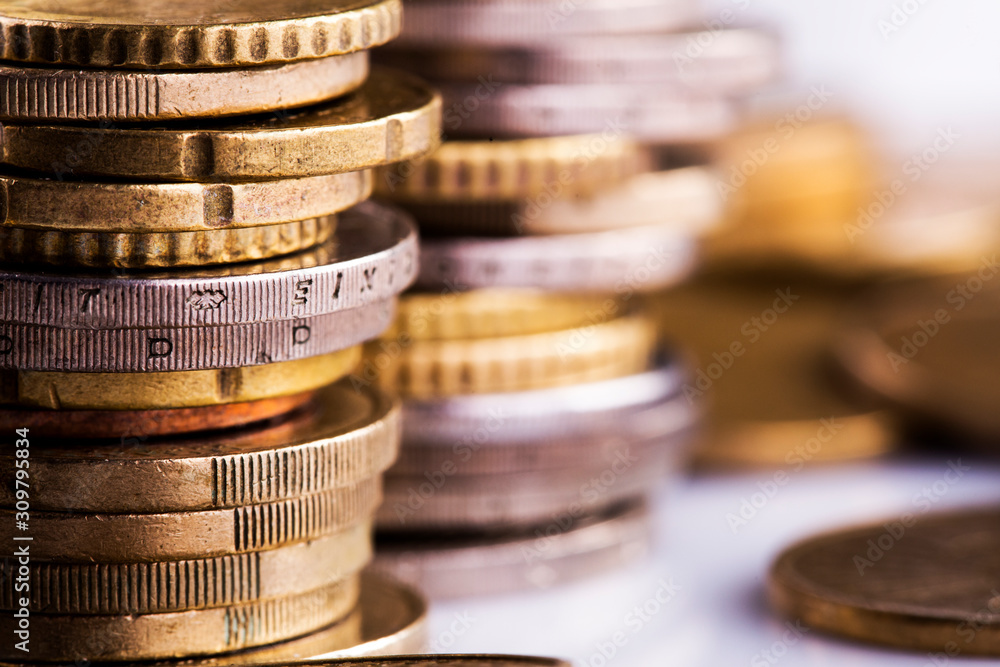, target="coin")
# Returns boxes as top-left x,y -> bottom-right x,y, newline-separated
393,167 -> 722,236
3,300 -> 392,372
0,53 -> 368,121
414,223 -> 696,293
0,170 -> 370,233
769,509 -> 1000,655
0,522 -> 370,614
372,500 -> 651,598
0,202 -> 417,328
0,0 -> 402,68
0,379 -> 398,512
0,347 -> 360,410
0,216 -> 337,269
0,392 -> 314,439
361,314 -> 657,398
0,577 -> 360,662
0,69 -> 441,181
17,480 -> 379,561
316,659 -> 571,667
377,134 -> 646,202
